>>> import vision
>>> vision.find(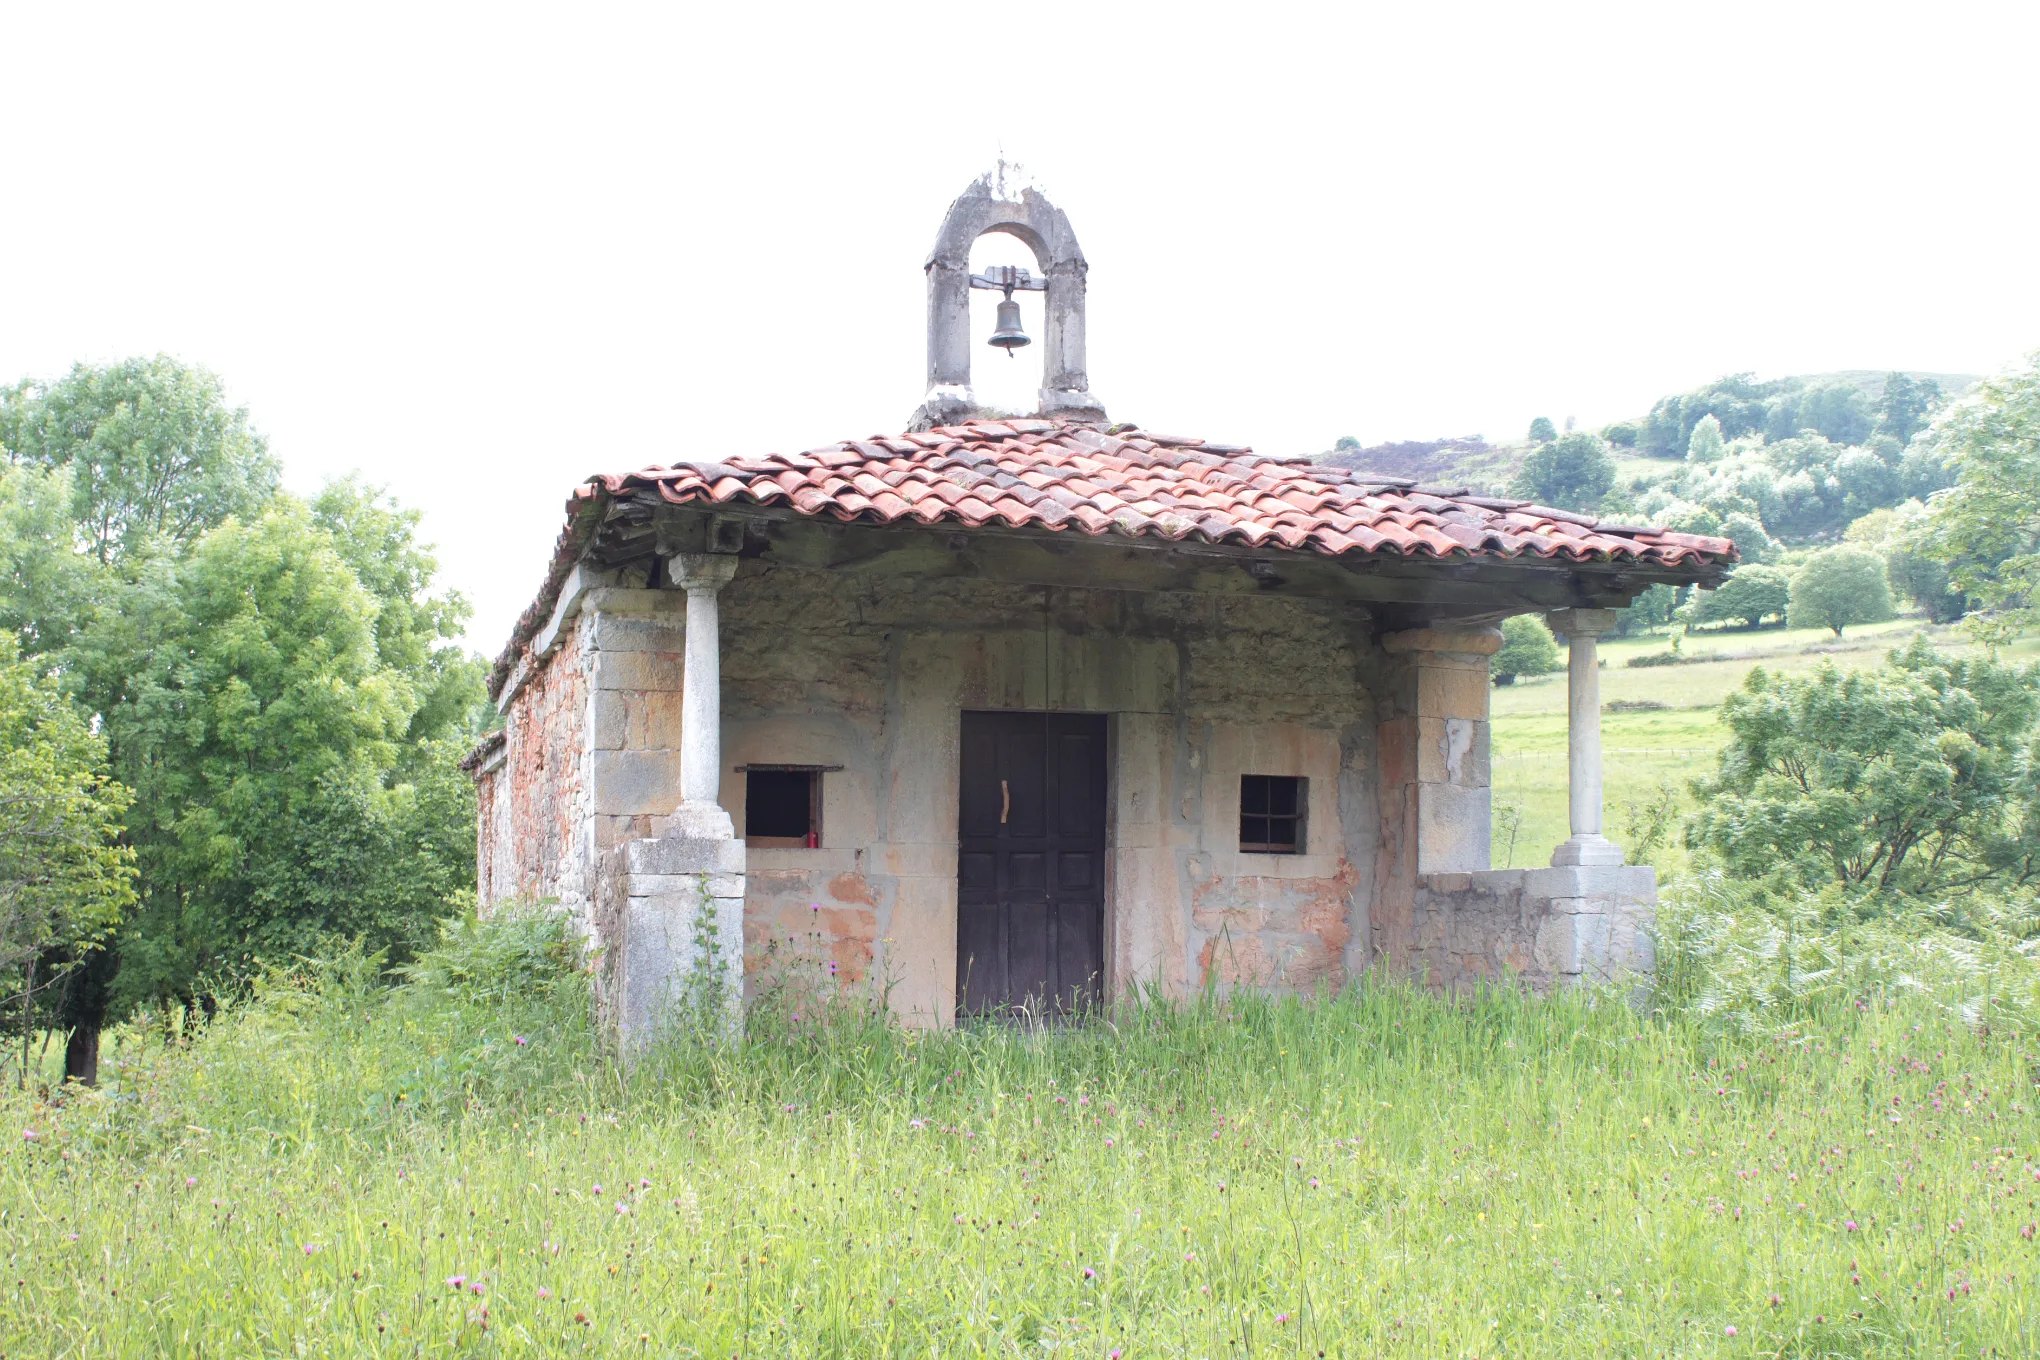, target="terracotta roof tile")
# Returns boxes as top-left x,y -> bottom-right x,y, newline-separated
495,419 -> 1737,698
